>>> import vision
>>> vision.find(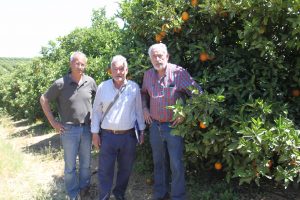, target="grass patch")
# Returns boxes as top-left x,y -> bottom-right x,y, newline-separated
0,139 -> 24,177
